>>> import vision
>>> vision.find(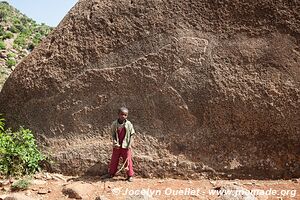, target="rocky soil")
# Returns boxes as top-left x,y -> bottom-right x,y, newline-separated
0,0 -> 299,179
0,172 -> 299,200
